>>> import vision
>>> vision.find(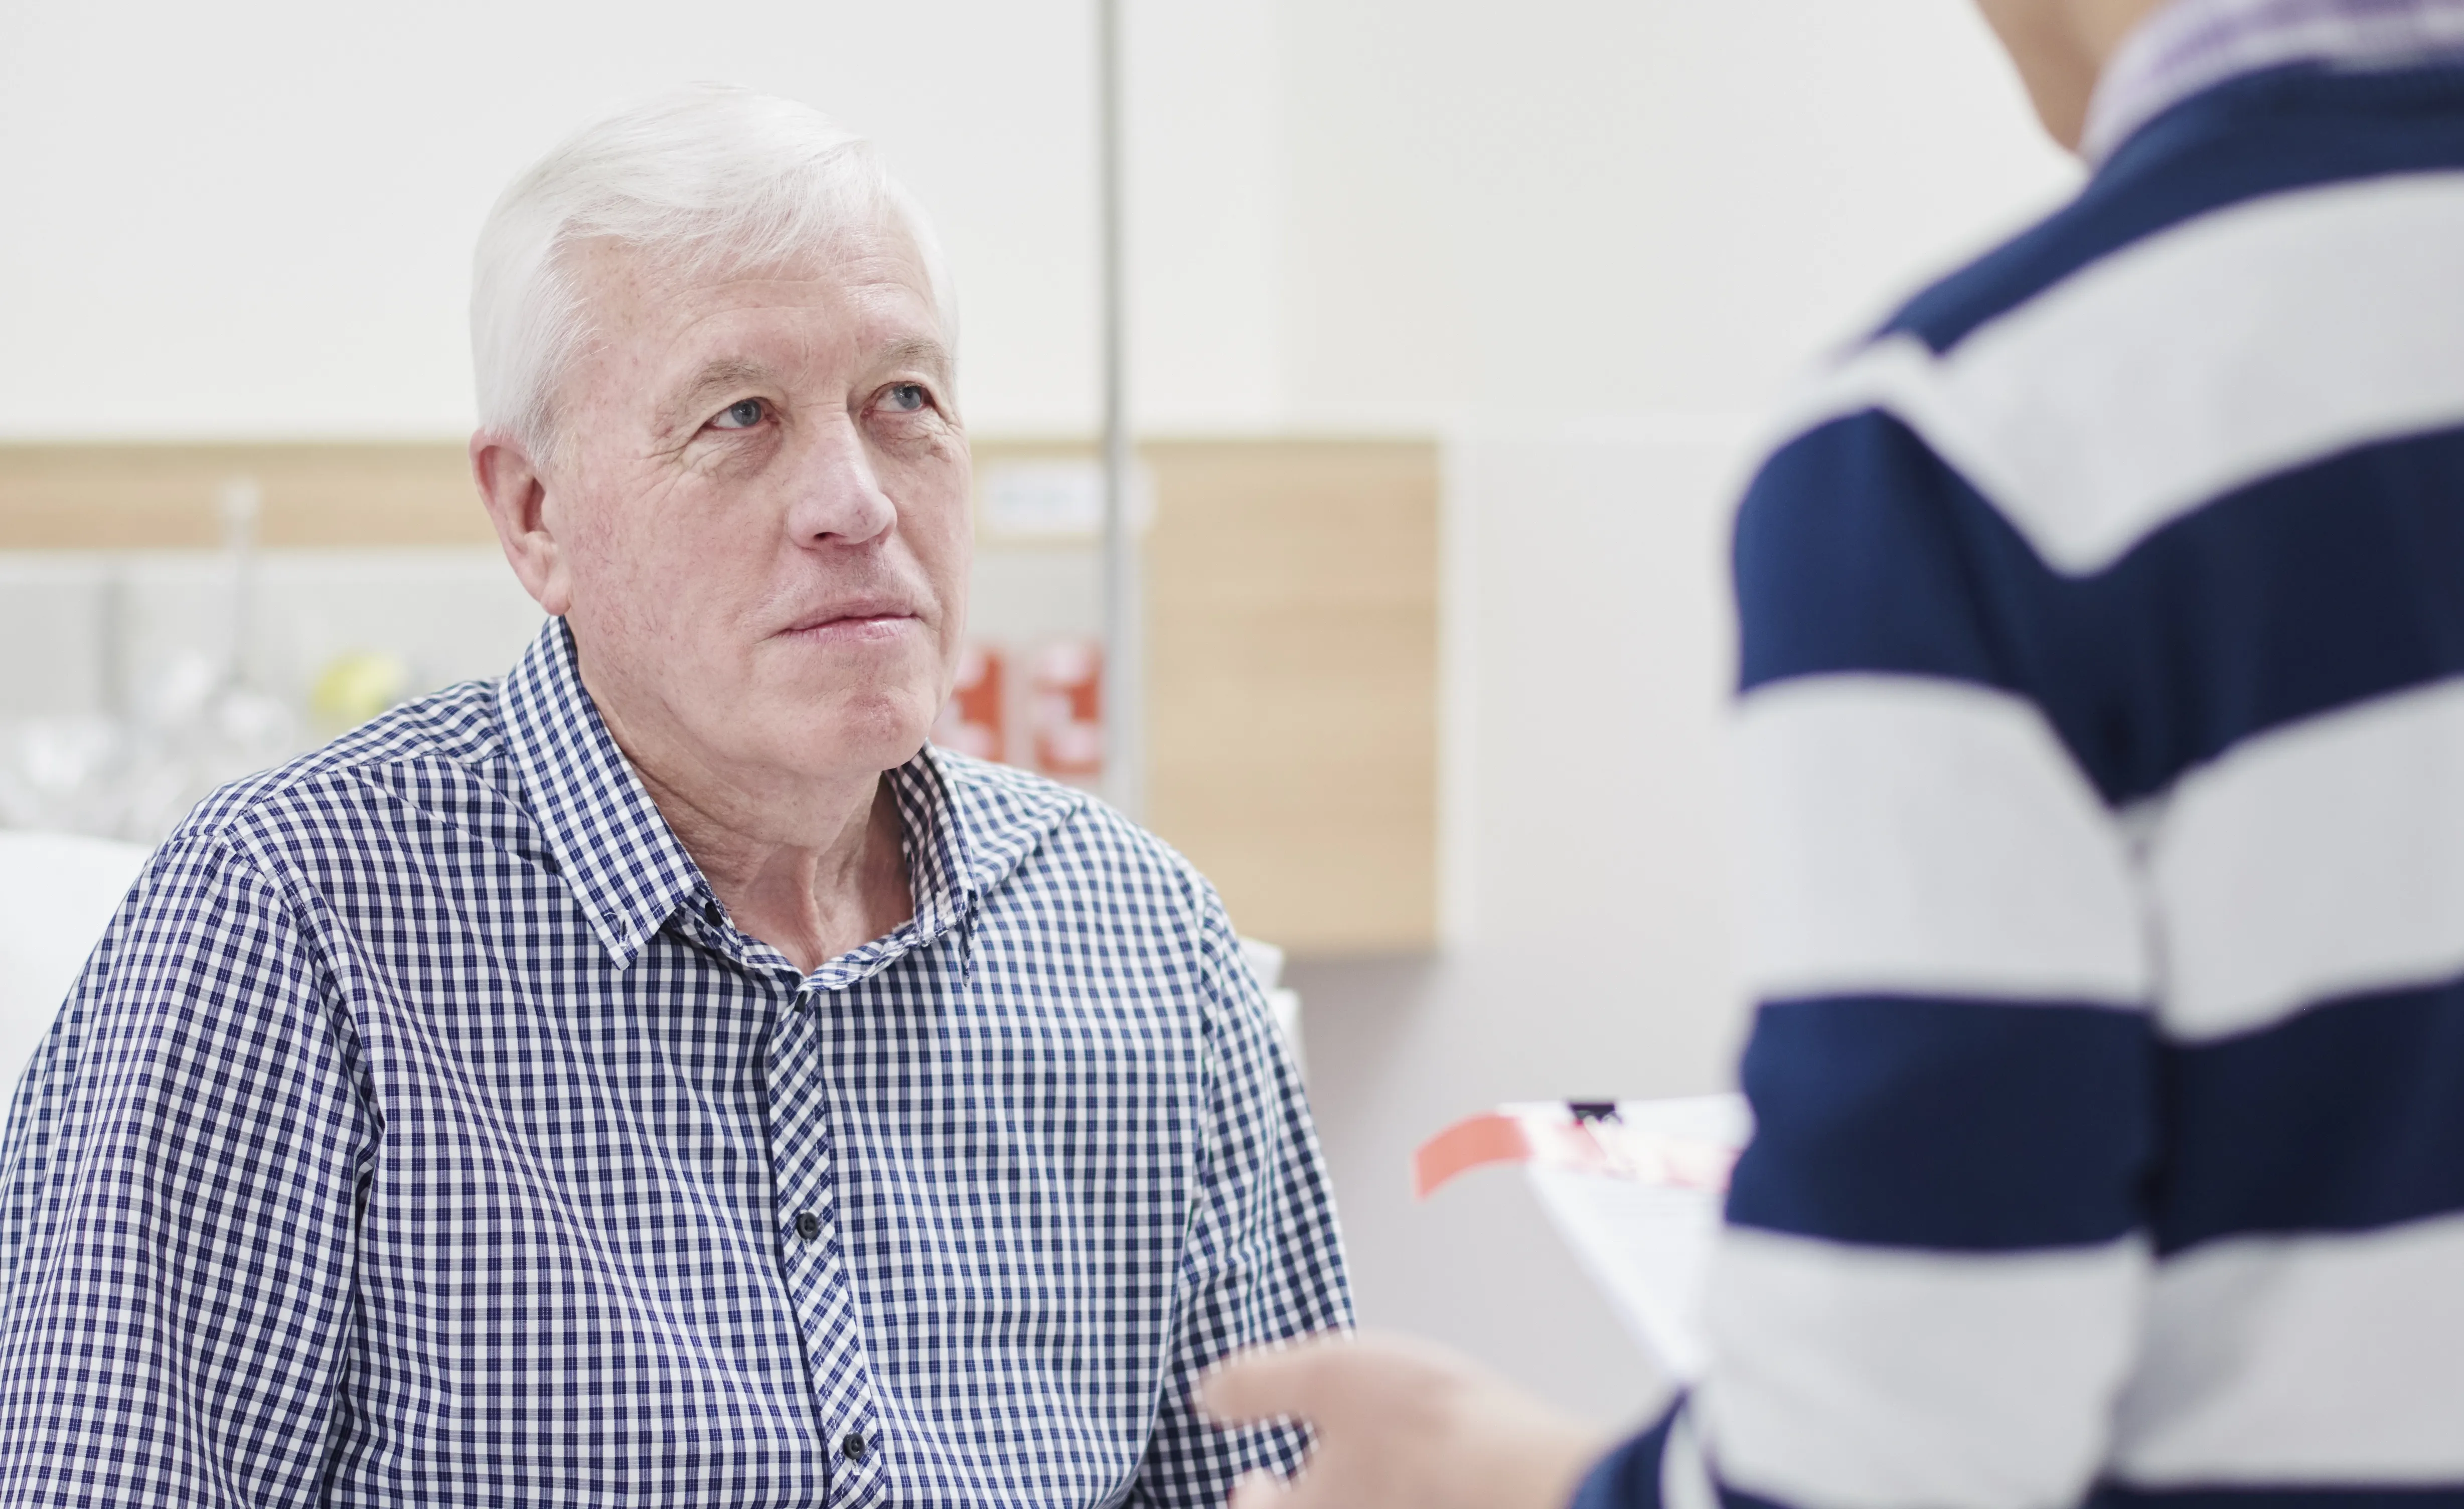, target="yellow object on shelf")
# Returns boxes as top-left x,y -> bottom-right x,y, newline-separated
310,651 -> 410,733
